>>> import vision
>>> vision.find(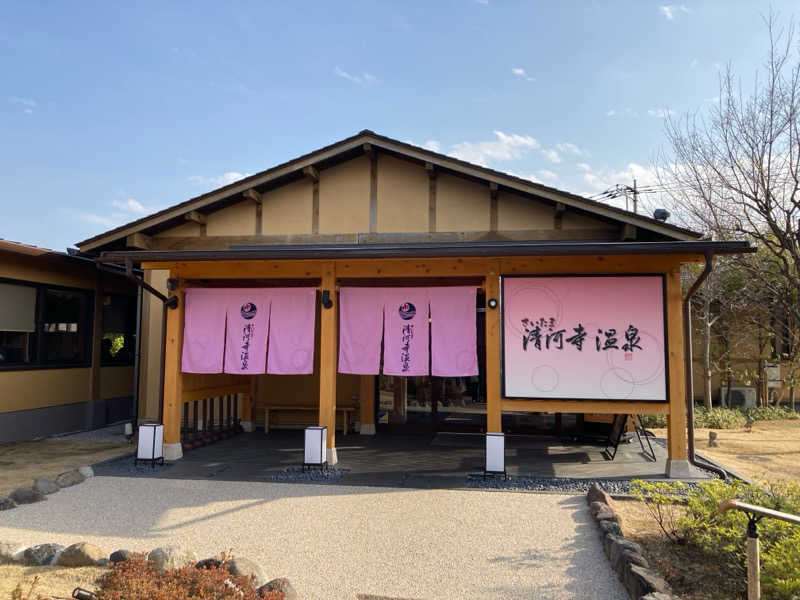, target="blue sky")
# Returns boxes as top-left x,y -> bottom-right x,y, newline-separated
0,1 -> 790,250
